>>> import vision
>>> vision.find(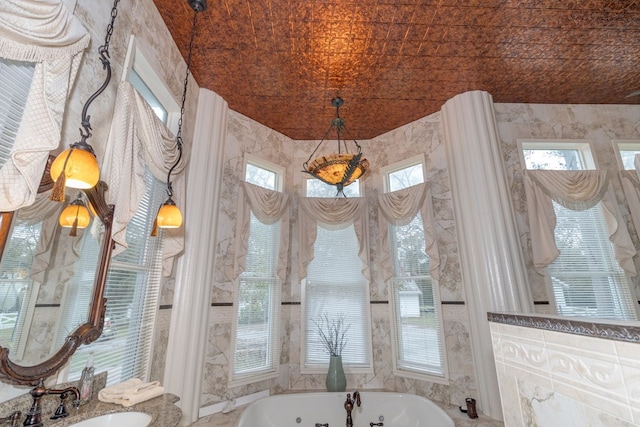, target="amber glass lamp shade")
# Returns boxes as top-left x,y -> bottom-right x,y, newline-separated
156,199 -> 183,228
51,146 -> 100,189
306,153 -> 370,187
59,203 -> 91,229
